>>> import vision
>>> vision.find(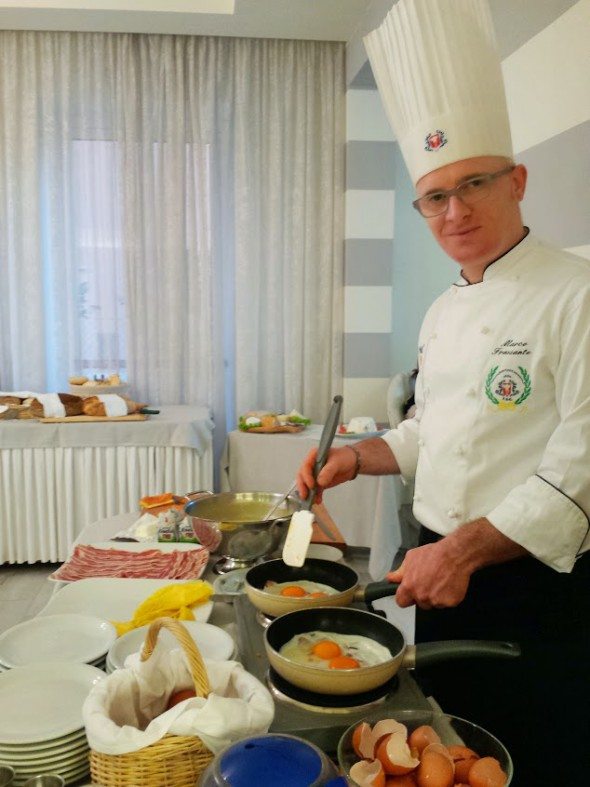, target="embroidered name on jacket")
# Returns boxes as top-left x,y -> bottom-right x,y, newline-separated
485,366 -> 532,410
492,339 -> 531,356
